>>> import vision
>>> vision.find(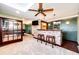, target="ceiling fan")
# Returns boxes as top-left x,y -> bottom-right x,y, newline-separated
28,3 -> 54,16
